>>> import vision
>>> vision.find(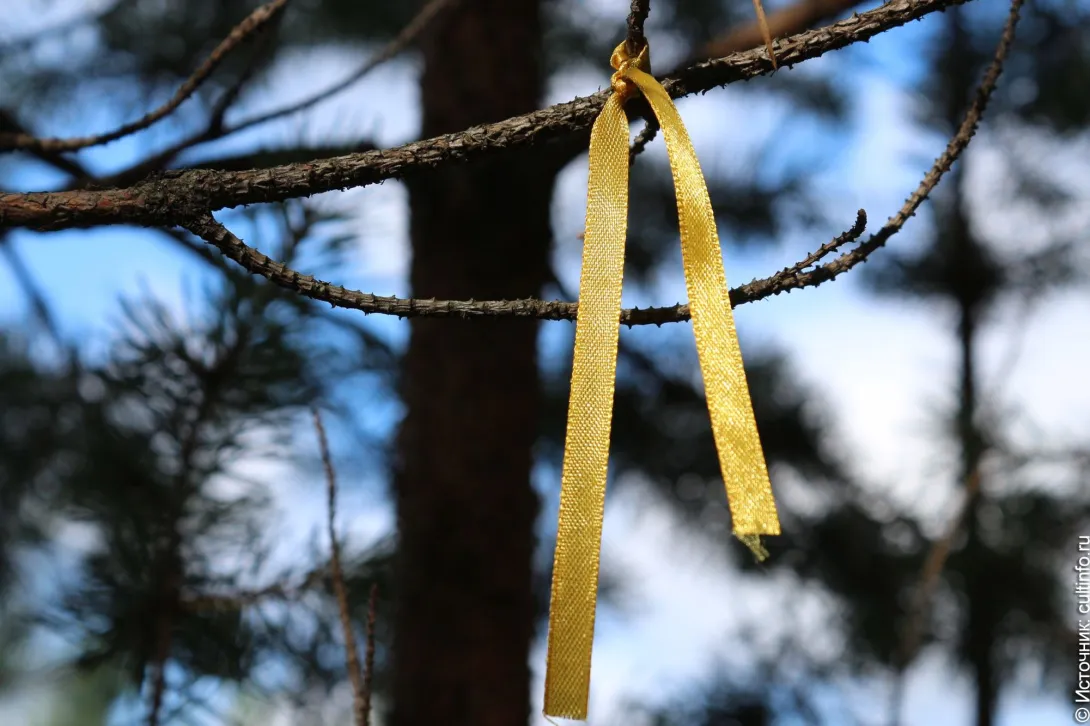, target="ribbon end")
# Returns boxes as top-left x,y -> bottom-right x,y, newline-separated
735,533 -> 770,562
543,704 -> 587,722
